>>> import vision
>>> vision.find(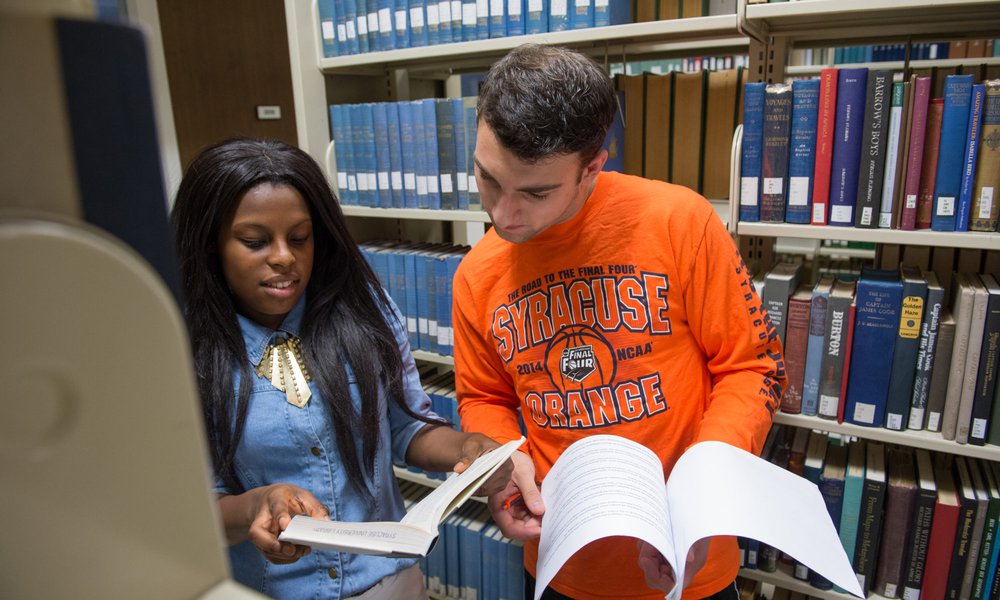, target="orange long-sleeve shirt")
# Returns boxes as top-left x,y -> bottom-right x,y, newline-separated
454,171 -> 785,600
